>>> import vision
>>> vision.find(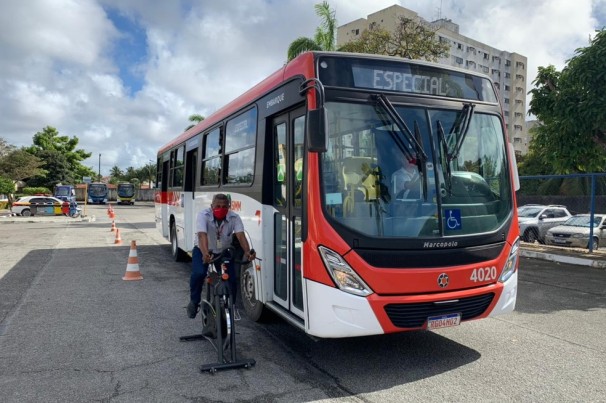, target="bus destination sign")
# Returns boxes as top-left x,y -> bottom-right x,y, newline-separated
360,67 -> 450,96
351,64 -> 496,101
316,56 -> 497,102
